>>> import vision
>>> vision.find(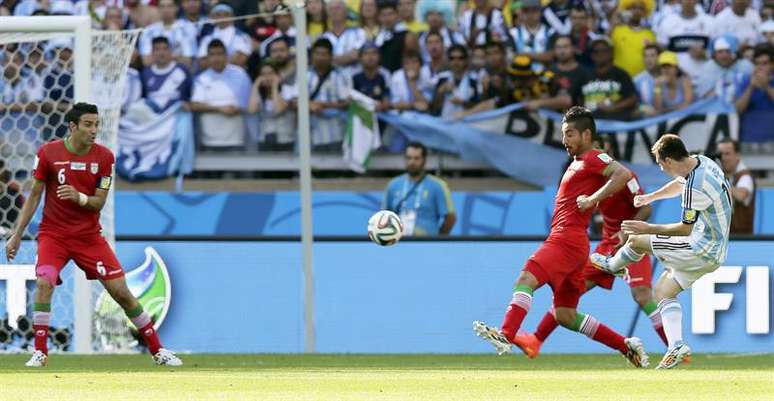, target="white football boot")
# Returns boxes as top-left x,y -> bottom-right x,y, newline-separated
153,348 -> 183,366
656,341 -> 691,369
24,350 -> 48,368
623,337 -> 649,368
473,321 -> 513,355
589,253 -> 628,277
